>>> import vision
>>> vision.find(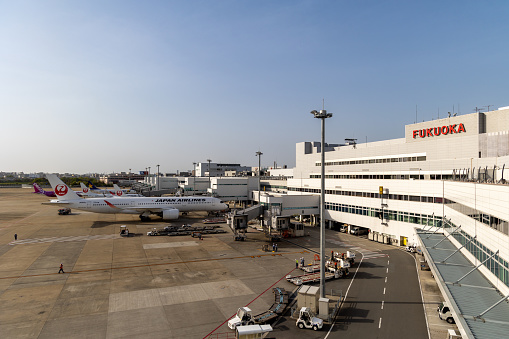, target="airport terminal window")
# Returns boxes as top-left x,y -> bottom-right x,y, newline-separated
320,155 -> 426,167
